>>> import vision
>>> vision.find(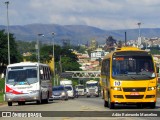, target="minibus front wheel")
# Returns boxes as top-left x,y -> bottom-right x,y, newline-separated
8,102 -> 12,106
